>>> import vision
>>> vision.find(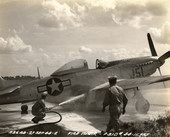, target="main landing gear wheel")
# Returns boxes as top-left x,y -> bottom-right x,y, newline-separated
21,105 -> 28,114
135,99 -> 150,114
